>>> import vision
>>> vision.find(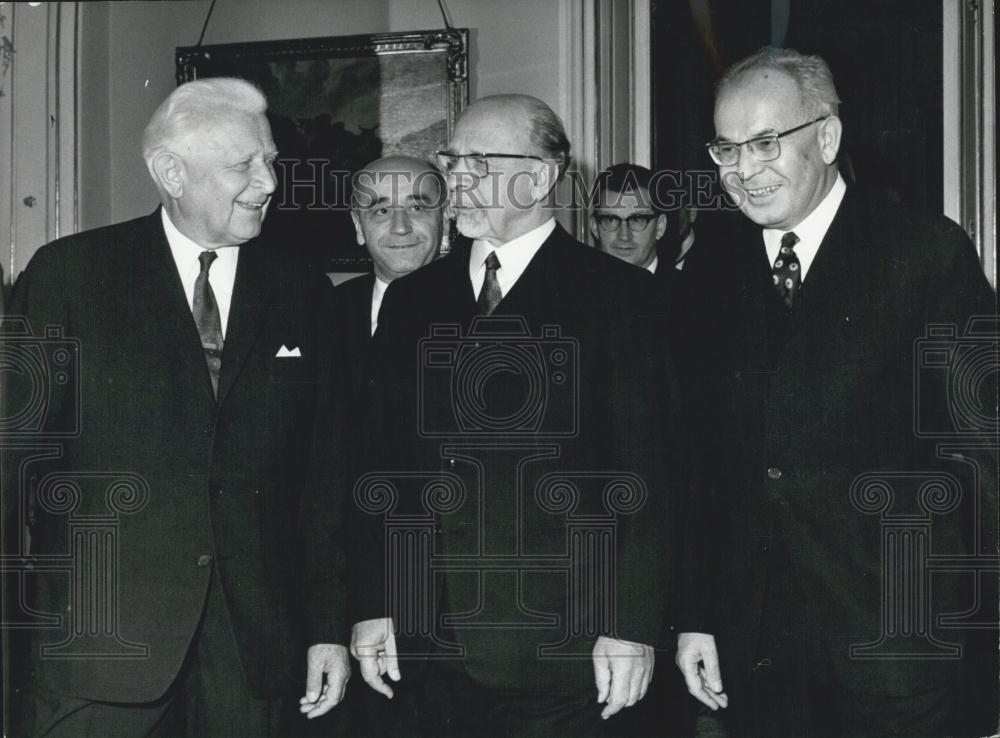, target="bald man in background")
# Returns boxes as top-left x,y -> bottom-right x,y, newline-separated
318,156 -> 445,737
